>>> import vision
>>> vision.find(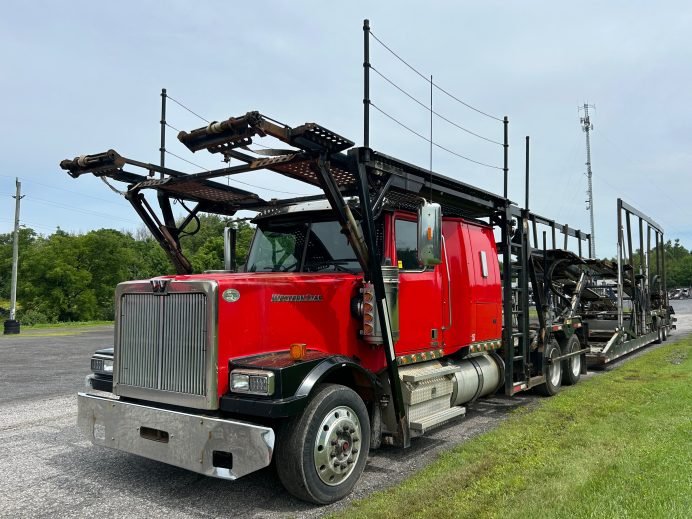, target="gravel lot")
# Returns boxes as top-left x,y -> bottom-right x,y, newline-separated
1,301 -> 690,519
